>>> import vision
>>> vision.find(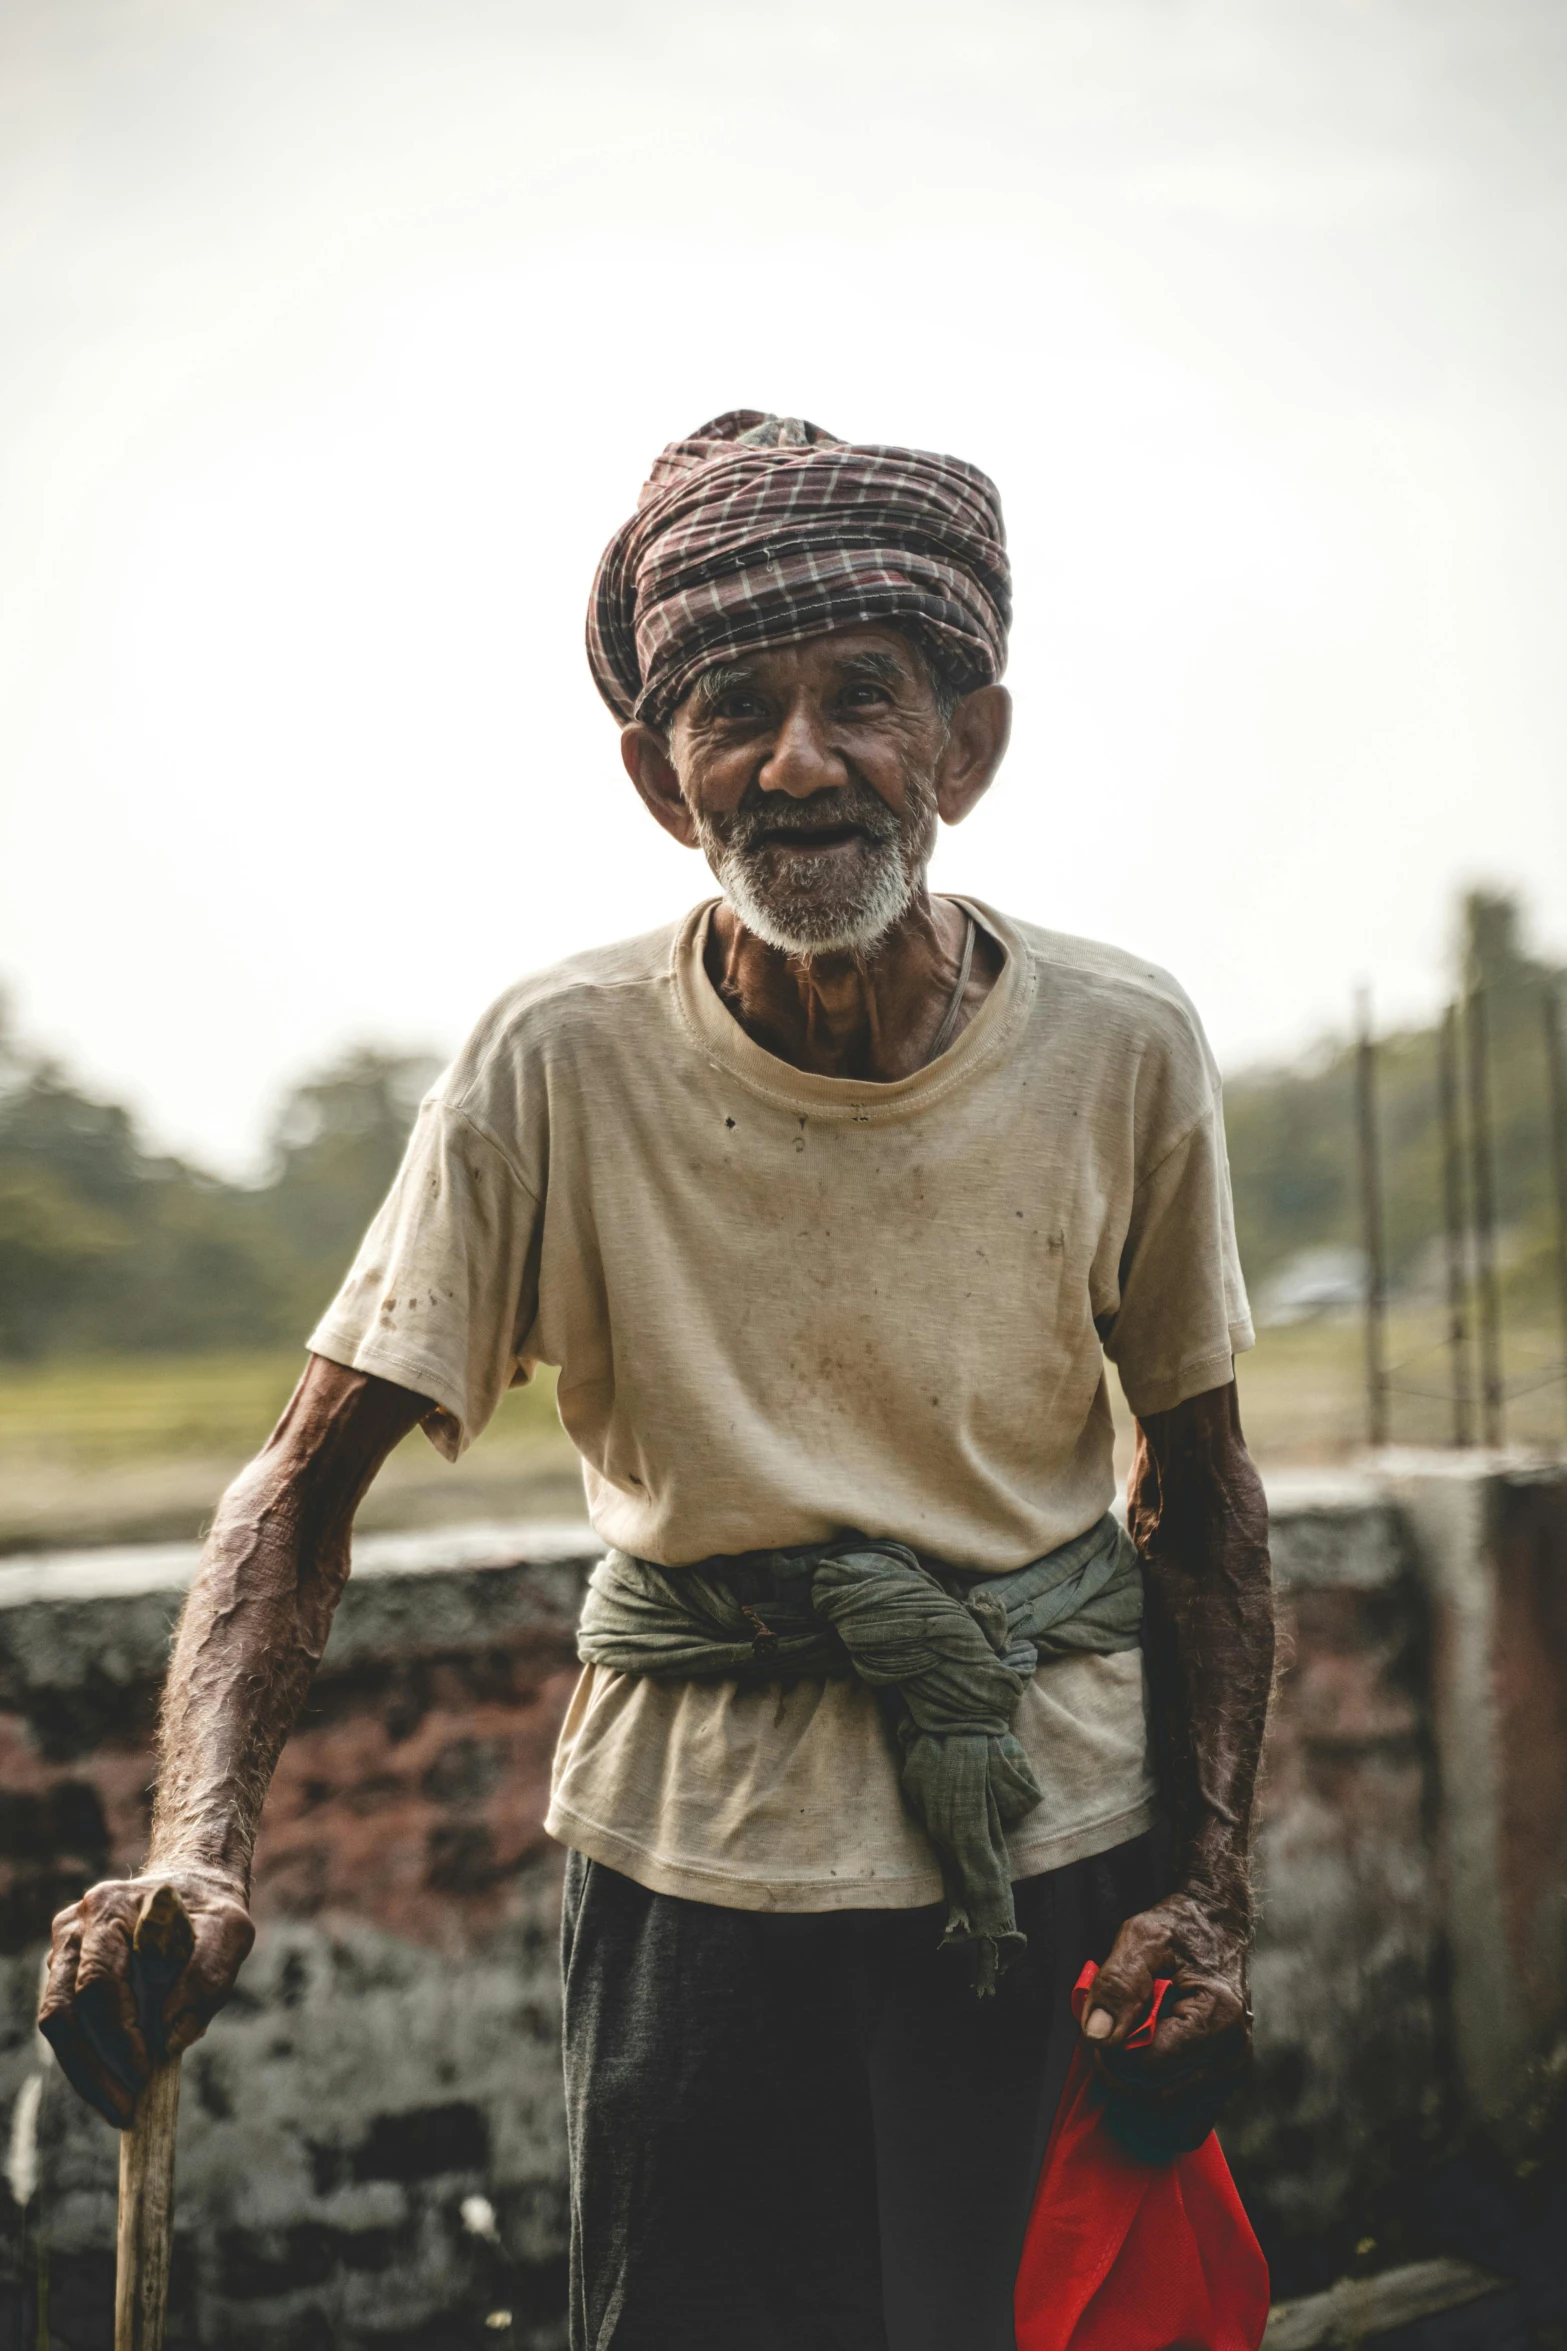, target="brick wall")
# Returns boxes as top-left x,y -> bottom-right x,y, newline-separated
0,1529 -> 593,2351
